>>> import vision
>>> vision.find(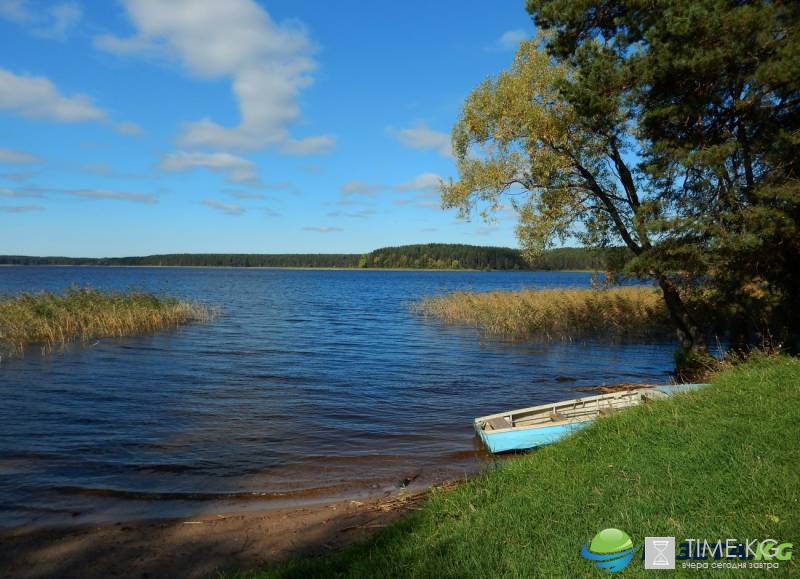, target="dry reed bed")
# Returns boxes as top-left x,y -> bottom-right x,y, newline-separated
0,287 -> 212,356
414,286 -> 672,341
